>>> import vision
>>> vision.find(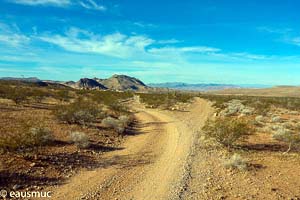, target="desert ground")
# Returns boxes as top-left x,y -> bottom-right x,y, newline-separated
1,80 -> 300,200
